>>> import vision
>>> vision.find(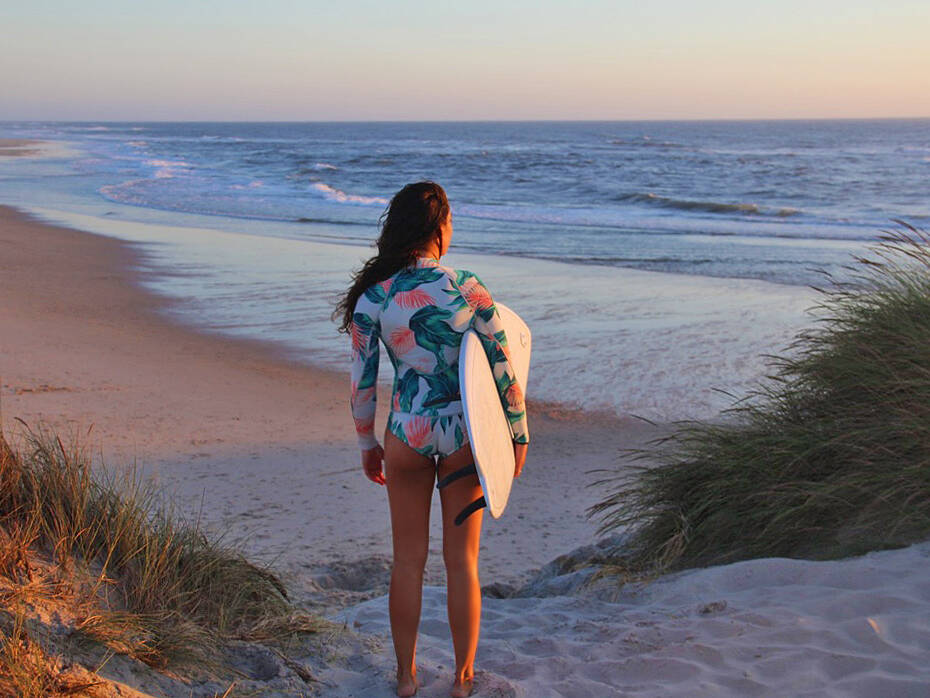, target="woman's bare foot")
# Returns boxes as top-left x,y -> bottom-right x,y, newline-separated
397,672 -> 418,697
450,674 -> 474,697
